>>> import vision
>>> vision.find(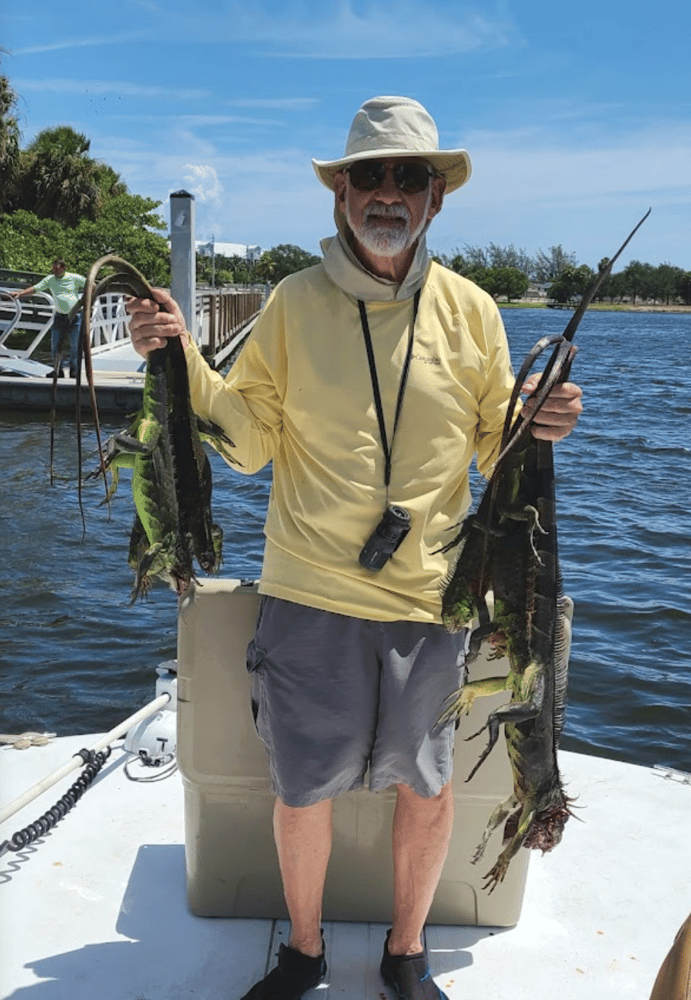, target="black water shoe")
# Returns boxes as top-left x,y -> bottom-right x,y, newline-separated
241,941 -> 326,1000
380,930 -> 449,1000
